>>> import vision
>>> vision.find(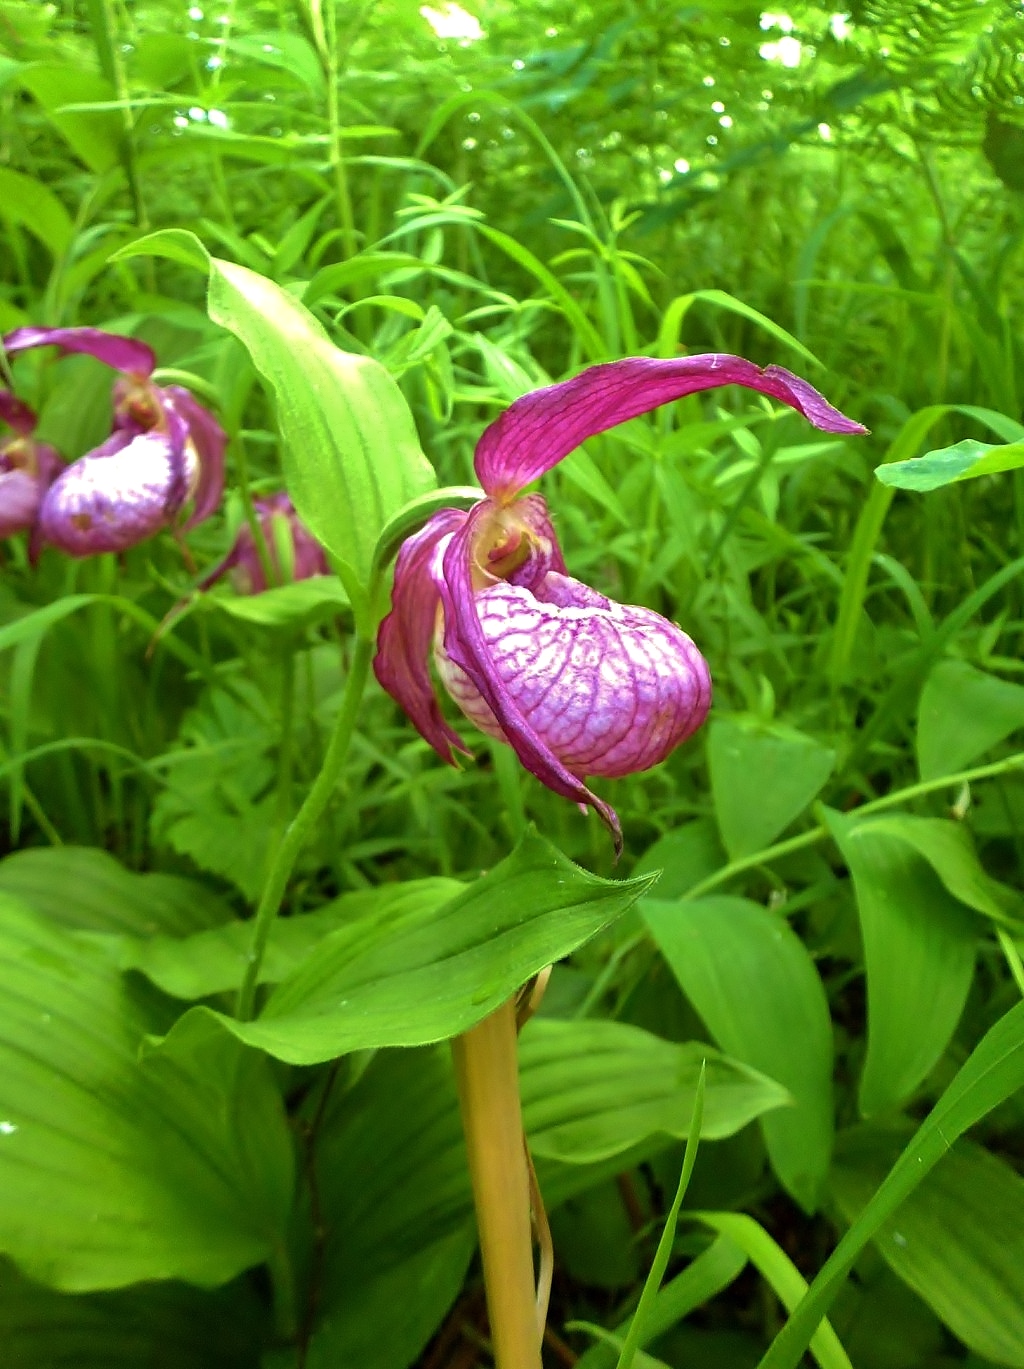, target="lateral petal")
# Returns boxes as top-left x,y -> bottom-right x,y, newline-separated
4,326 -> 156,376
373,507 -> 471,765
474,354 -> 867,498
160,385 -> 227,528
